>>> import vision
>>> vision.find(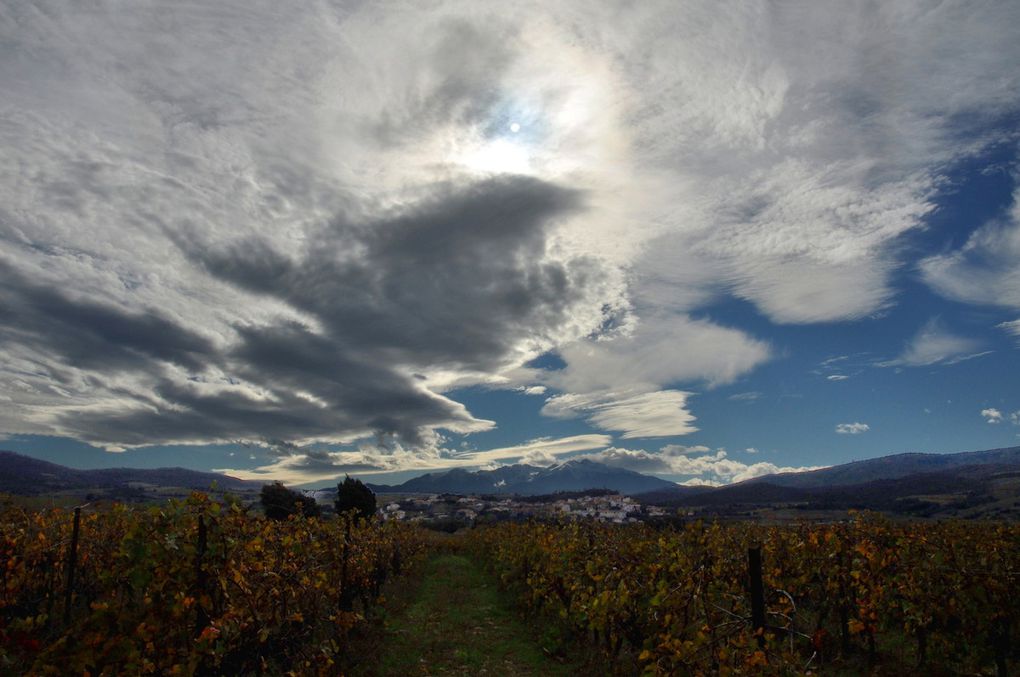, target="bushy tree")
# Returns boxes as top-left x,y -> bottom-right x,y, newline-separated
334,475 -> 376,521
260,481 -> 320,520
